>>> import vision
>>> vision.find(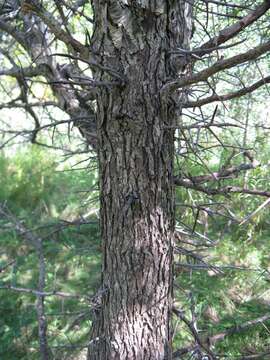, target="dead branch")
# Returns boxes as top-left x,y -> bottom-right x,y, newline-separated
207,313 -> 270,346
163,40 -> 270,94
183,75 -> 270,108
195,0 -> 270,58
174,179 -> 270,198
0,260 -> 15,273
0,284 -> 87,300
173,307 -> 217,360
21,0 -> 86,54
175,159 -> 260,186
0,205 -> 51,360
